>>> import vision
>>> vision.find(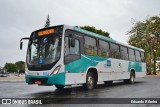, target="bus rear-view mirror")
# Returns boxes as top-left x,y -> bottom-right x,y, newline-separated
20,37 -> 30,50
20,42 -> 23,50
